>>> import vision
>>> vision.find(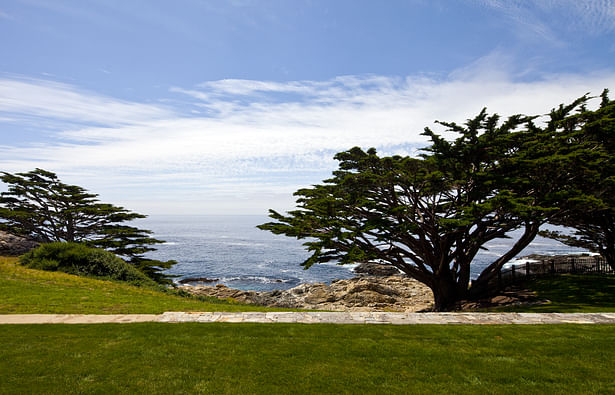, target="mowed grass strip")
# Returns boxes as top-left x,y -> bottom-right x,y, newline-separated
494,274 -> 615,313
1,323 -> 614,394
0,257 -> 283,314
